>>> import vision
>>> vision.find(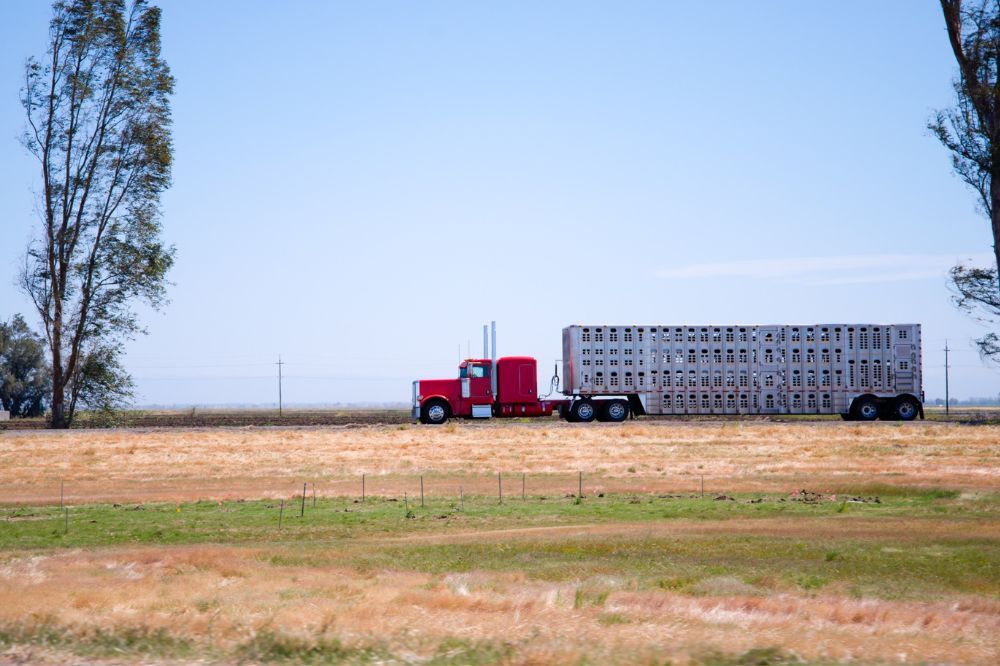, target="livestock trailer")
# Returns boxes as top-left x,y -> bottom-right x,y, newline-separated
562,324 -> 922,420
